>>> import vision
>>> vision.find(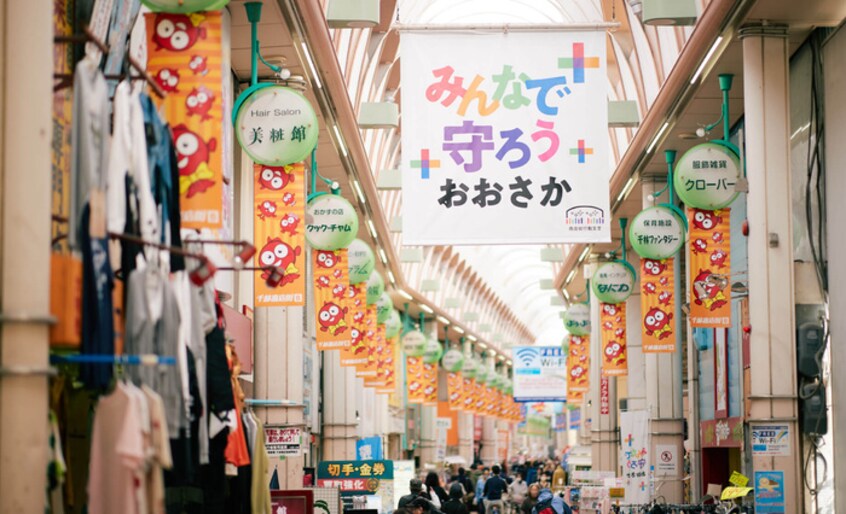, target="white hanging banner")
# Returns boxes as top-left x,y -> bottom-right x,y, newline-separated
400,30 -> 610,245
620,410 -> 651,504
